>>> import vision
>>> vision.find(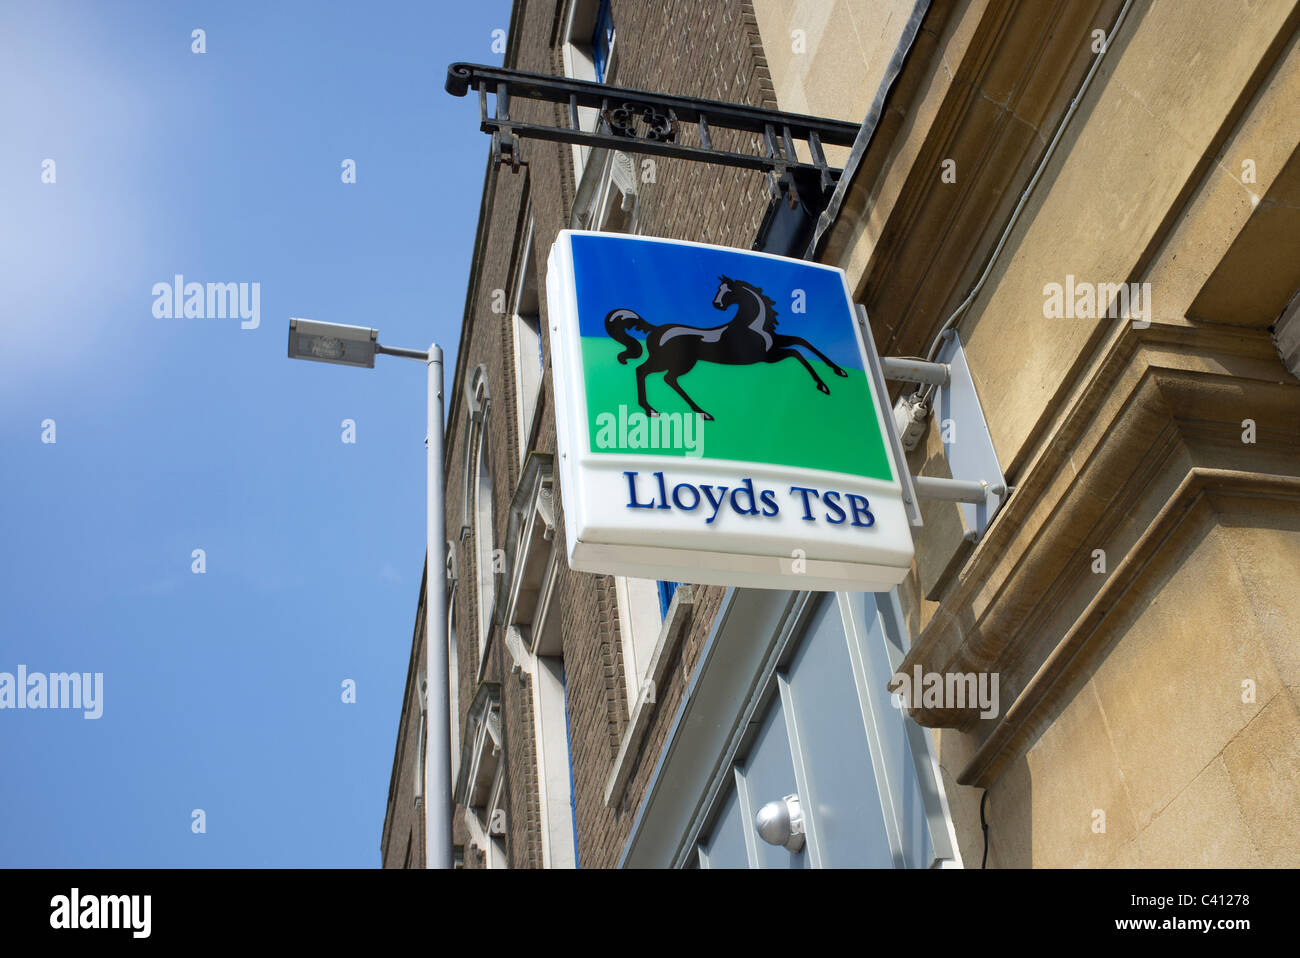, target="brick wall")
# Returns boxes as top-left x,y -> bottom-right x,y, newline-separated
385,0 -> 779,868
